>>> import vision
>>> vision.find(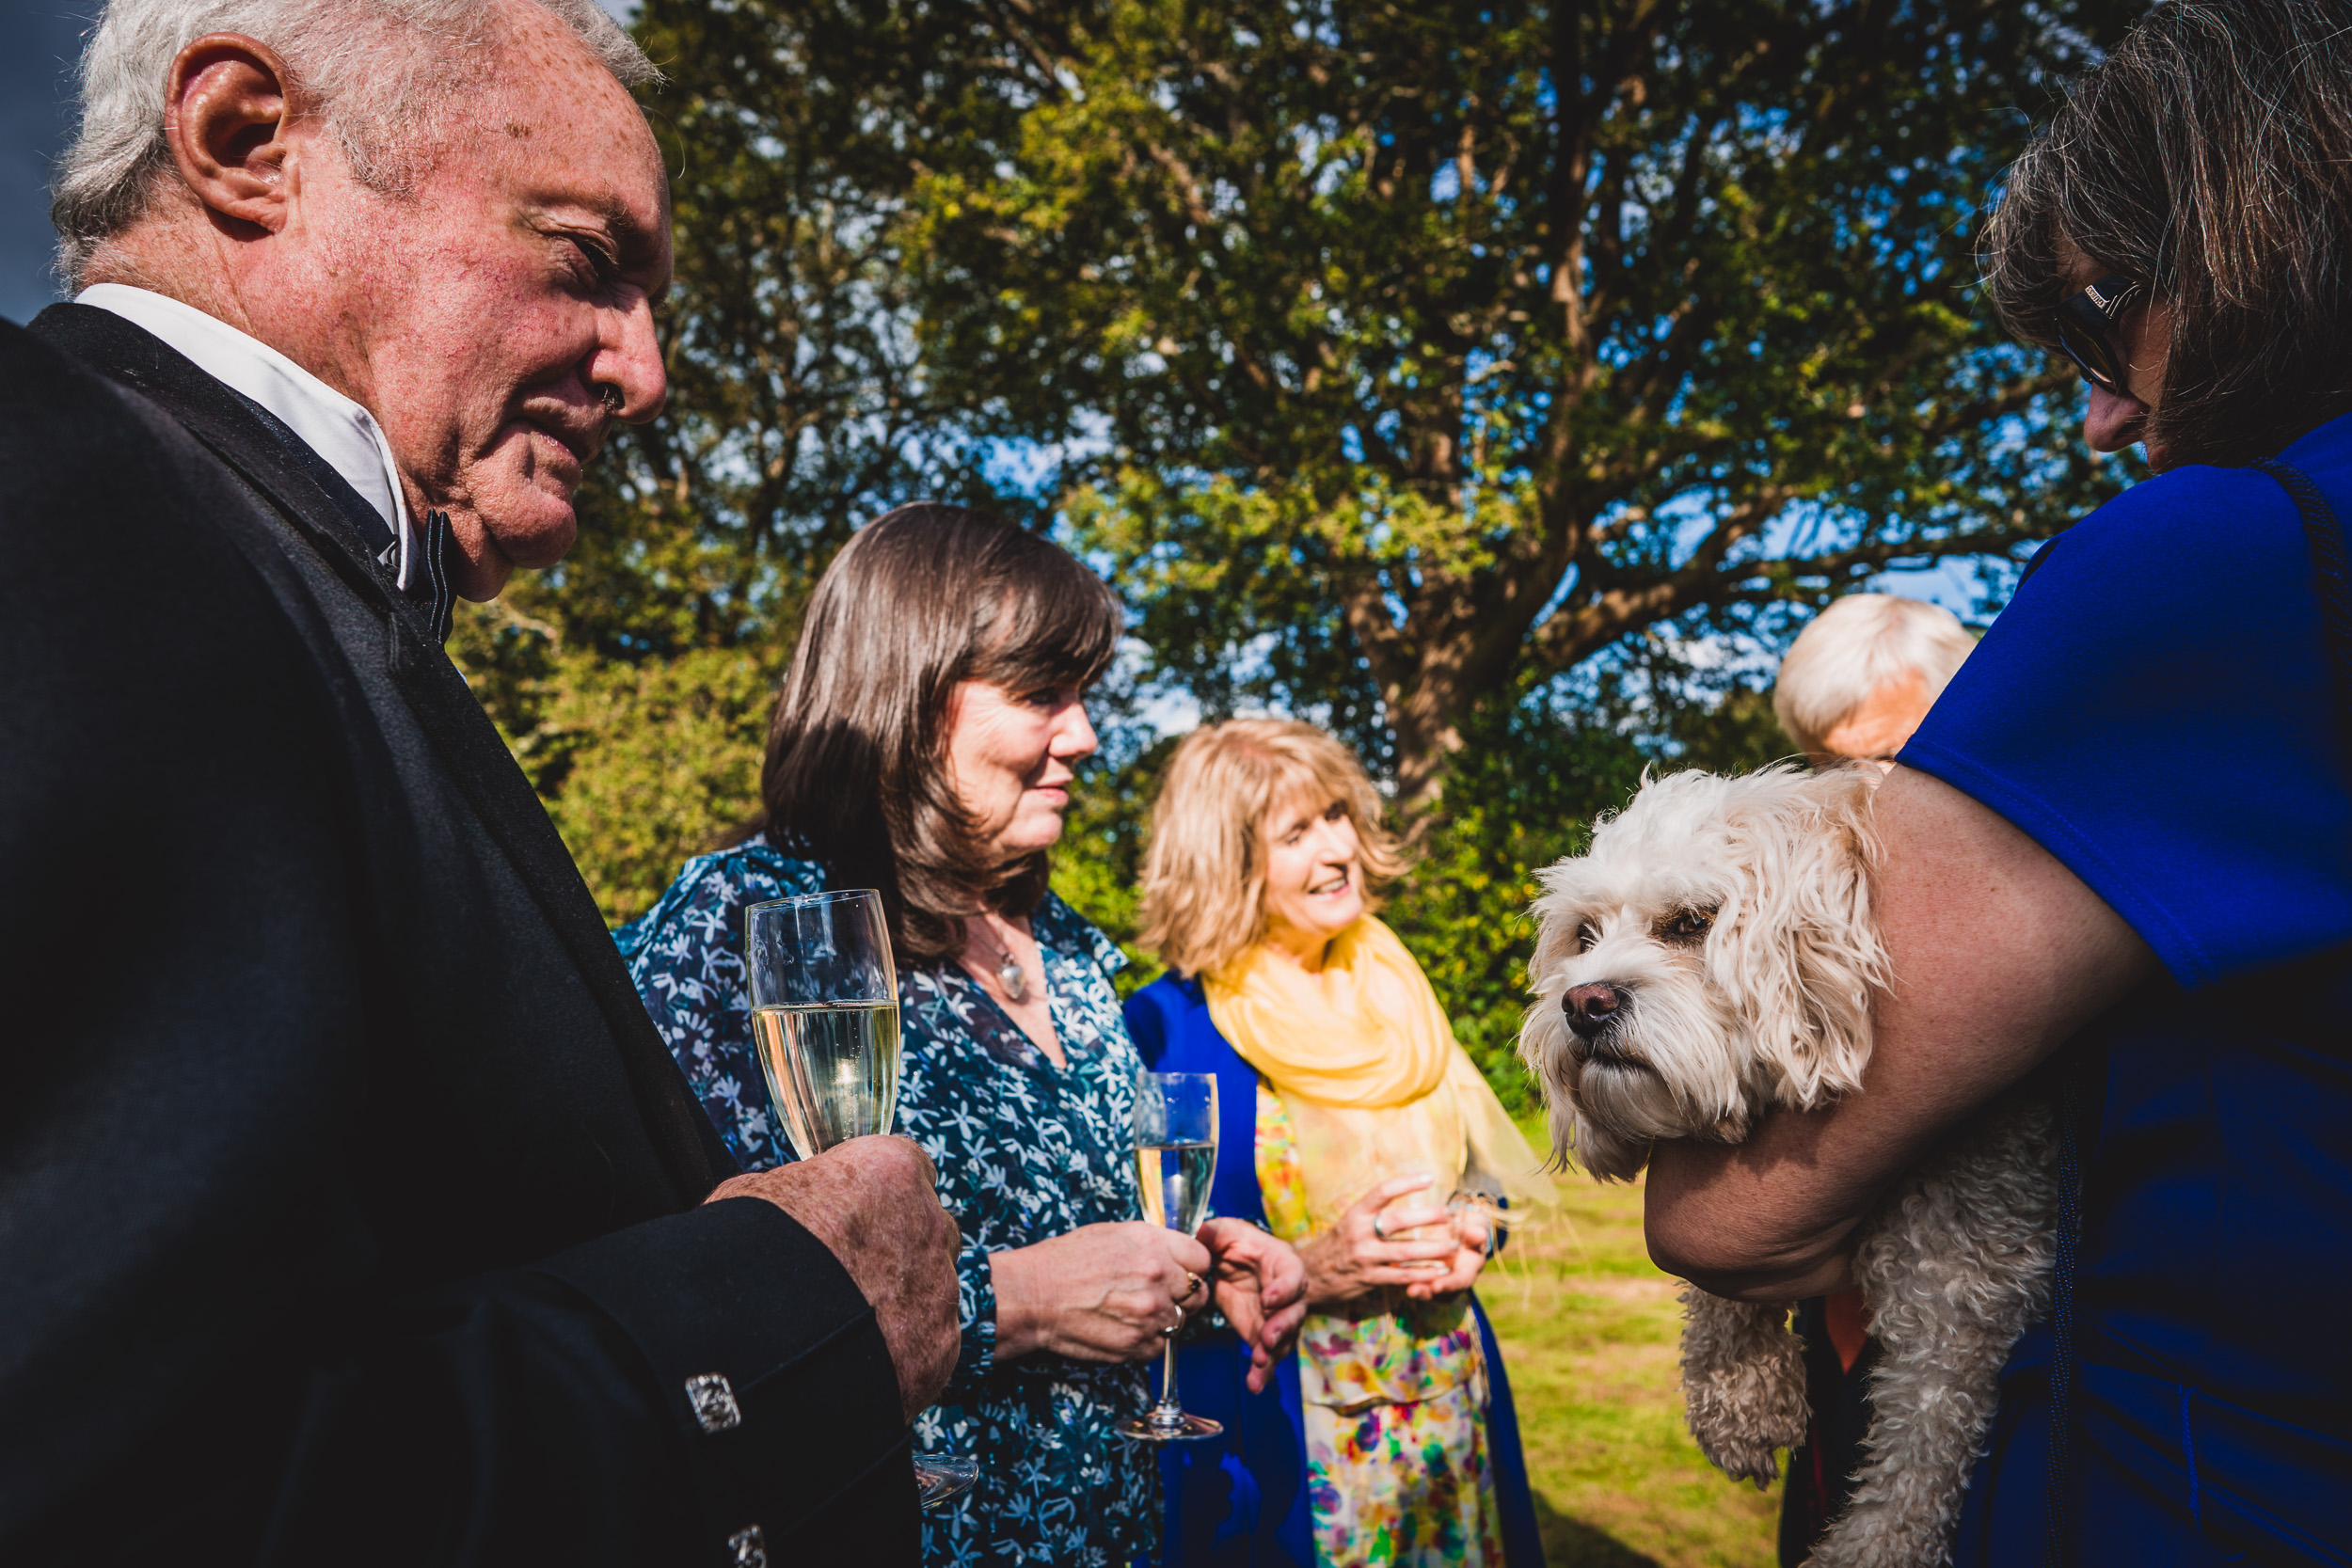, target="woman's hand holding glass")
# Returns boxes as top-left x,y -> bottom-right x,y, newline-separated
990,1221 -> 1213,1361
1301,1174 -> 1491,1307
991,1218 -> 1304,1386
